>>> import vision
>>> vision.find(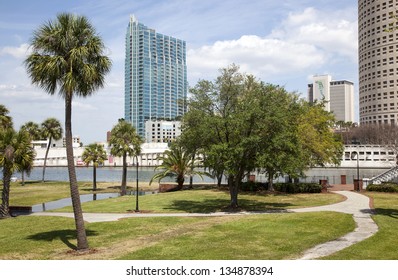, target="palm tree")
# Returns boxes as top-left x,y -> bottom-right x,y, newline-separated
24,13 -> 112,250
109,120 -> 142,195
0,104 -> 13,130
0,128 -> 35,217
20,121 -> 41,141
150,144 -> 207,191
40,118 -> 63,182
81,143 -> 107,191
